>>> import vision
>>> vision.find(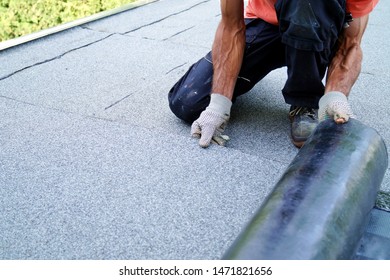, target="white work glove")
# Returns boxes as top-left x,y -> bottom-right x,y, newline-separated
191,93 -> 232,148
318,91 -> 355,124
